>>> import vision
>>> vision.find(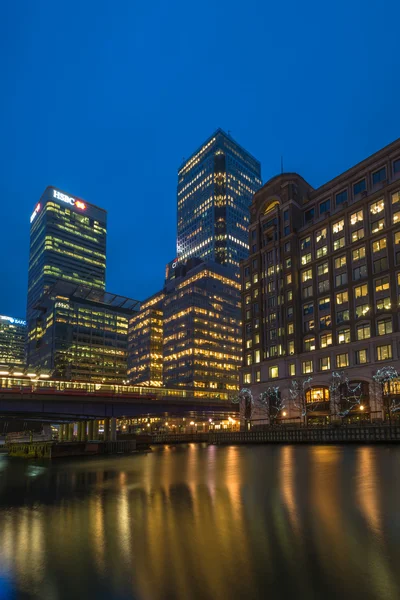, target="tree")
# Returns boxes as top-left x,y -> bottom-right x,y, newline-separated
329,371 -> 363,419
289,377 -> 313,425
259,386 -> 285,424
232,388 -> 254,430
373,366 -> 400,421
